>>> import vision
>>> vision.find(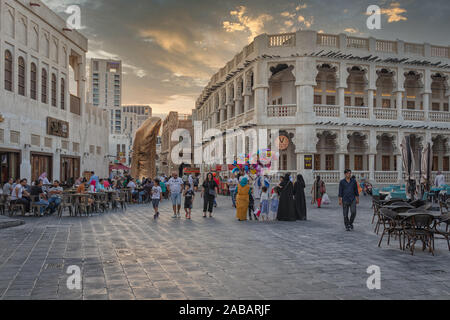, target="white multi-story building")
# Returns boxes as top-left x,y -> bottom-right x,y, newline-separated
88,58 -> 134,166
0,0 -> 109,183
89,58 -> 122,109
194,30 -> 450,184
123,105 -> 152,129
